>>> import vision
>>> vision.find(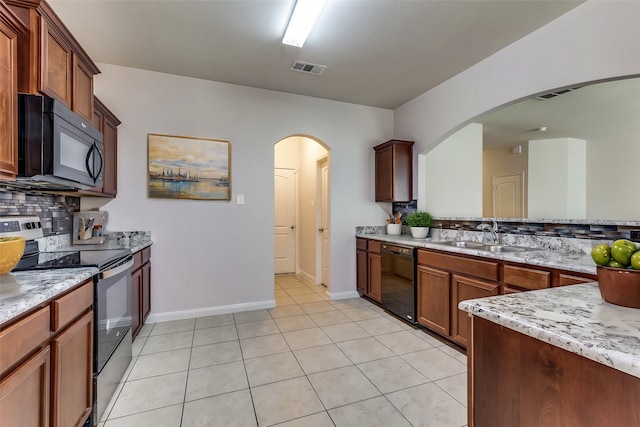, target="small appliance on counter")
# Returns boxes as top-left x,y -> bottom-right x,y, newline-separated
73,211 -> 109,245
